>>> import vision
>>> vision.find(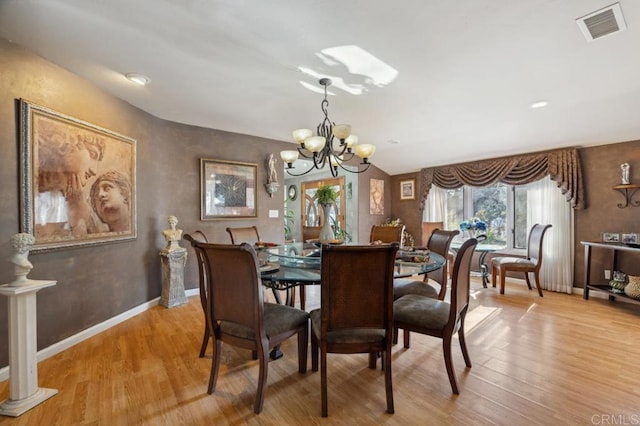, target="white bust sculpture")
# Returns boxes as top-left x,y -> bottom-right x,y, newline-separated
621,163 -> 630,185
9,233 -> 35,286
162,215 -> 183,251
